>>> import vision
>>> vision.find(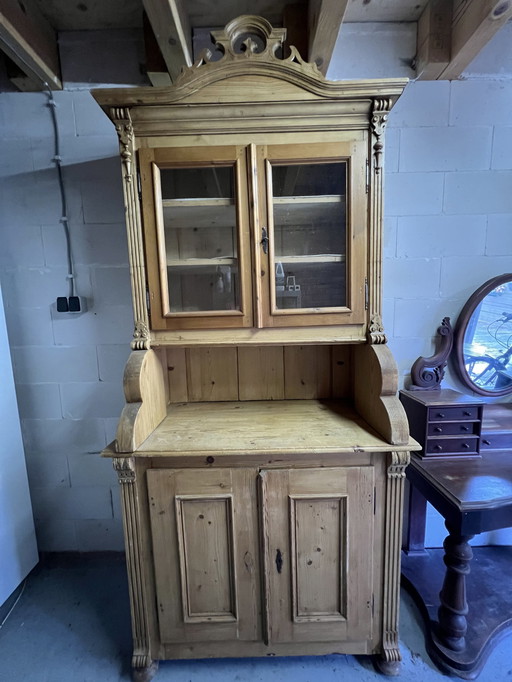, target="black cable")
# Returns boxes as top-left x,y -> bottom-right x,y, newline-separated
46,88 -> 76,298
